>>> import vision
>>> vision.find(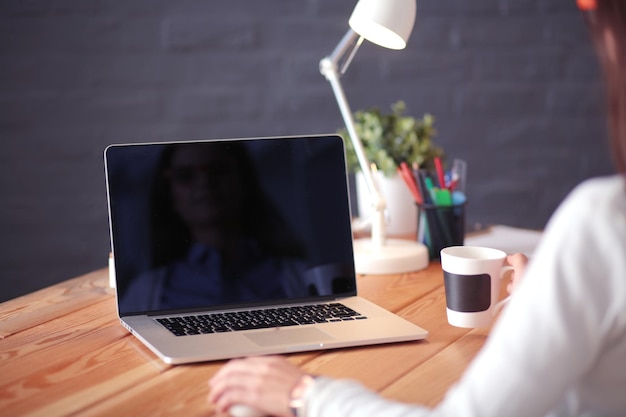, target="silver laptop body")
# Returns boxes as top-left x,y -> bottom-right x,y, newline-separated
104,135 -> 428,364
